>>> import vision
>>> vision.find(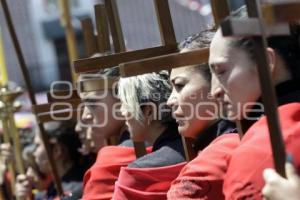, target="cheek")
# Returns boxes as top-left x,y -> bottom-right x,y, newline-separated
227,67 -> 260,104
180,86 -> 209,113
35,147 -> 47,164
